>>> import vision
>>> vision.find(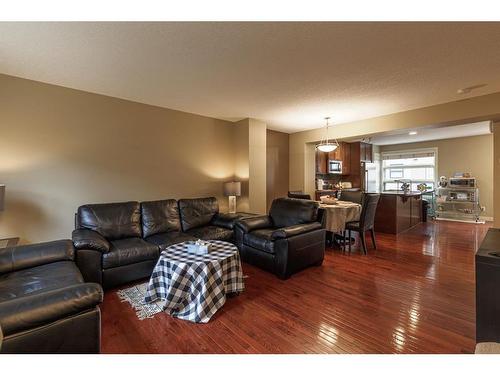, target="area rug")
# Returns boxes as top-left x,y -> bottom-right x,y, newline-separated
117,282 -> 164,320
